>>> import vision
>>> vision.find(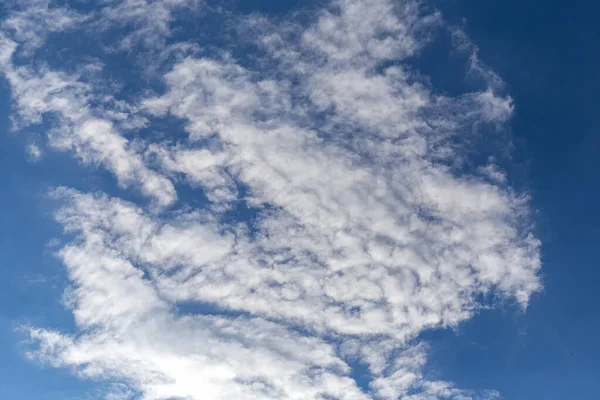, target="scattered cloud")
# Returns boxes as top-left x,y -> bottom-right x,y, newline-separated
1,0 -> 541,399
